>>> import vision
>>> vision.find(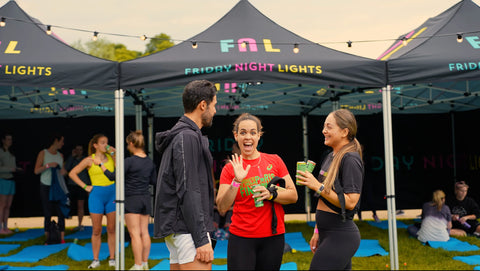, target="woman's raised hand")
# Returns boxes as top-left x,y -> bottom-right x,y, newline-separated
230,153 -> 250,182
